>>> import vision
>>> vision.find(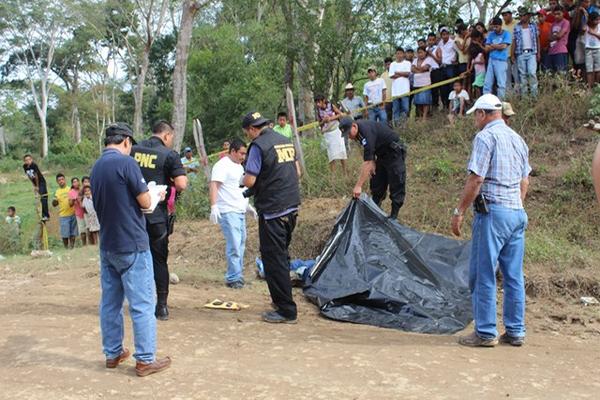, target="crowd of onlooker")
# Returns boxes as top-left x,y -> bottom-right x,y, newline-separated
335,1 -> 600,128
